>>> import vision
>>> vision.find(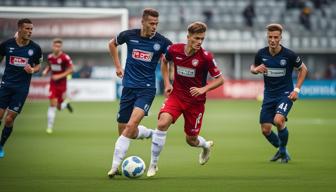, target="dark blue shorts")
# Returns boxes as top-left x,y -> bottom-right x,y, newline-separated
117,87 -> 156,123
0,84 -> 29,114
259,96 -> 293,124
